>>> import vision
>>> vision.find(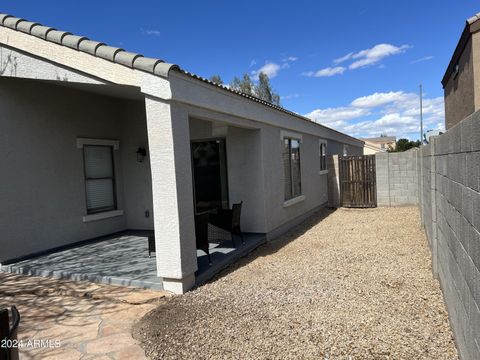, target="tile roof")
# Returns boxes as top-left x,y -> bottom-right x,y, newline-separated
0,13 -> 362,143
0,13 -> 177,77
